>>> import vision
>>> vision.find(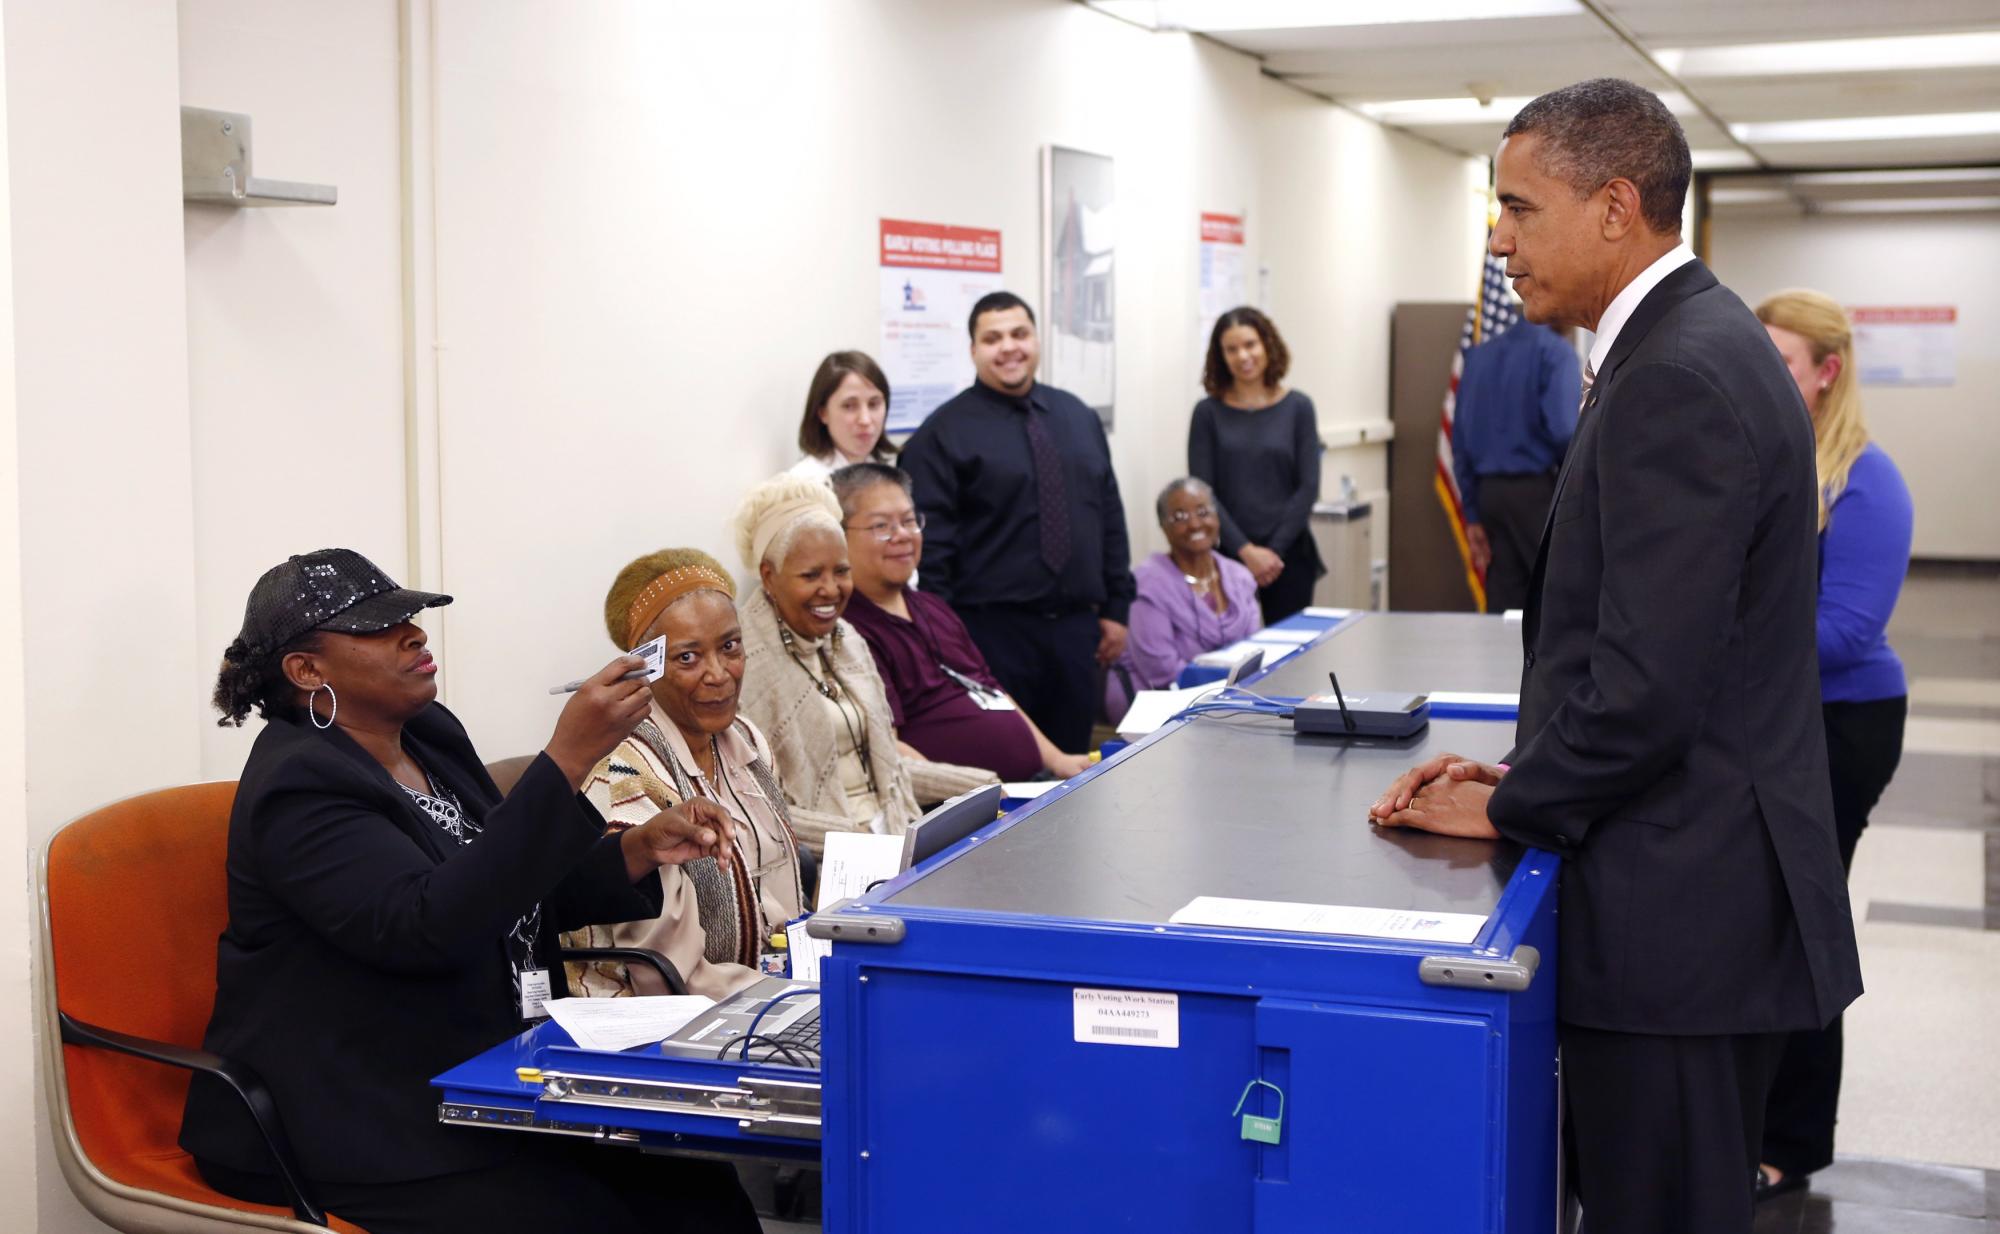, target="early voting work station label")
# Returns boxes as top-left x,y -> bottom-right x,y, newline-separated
1073,987 -> 1179,1048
